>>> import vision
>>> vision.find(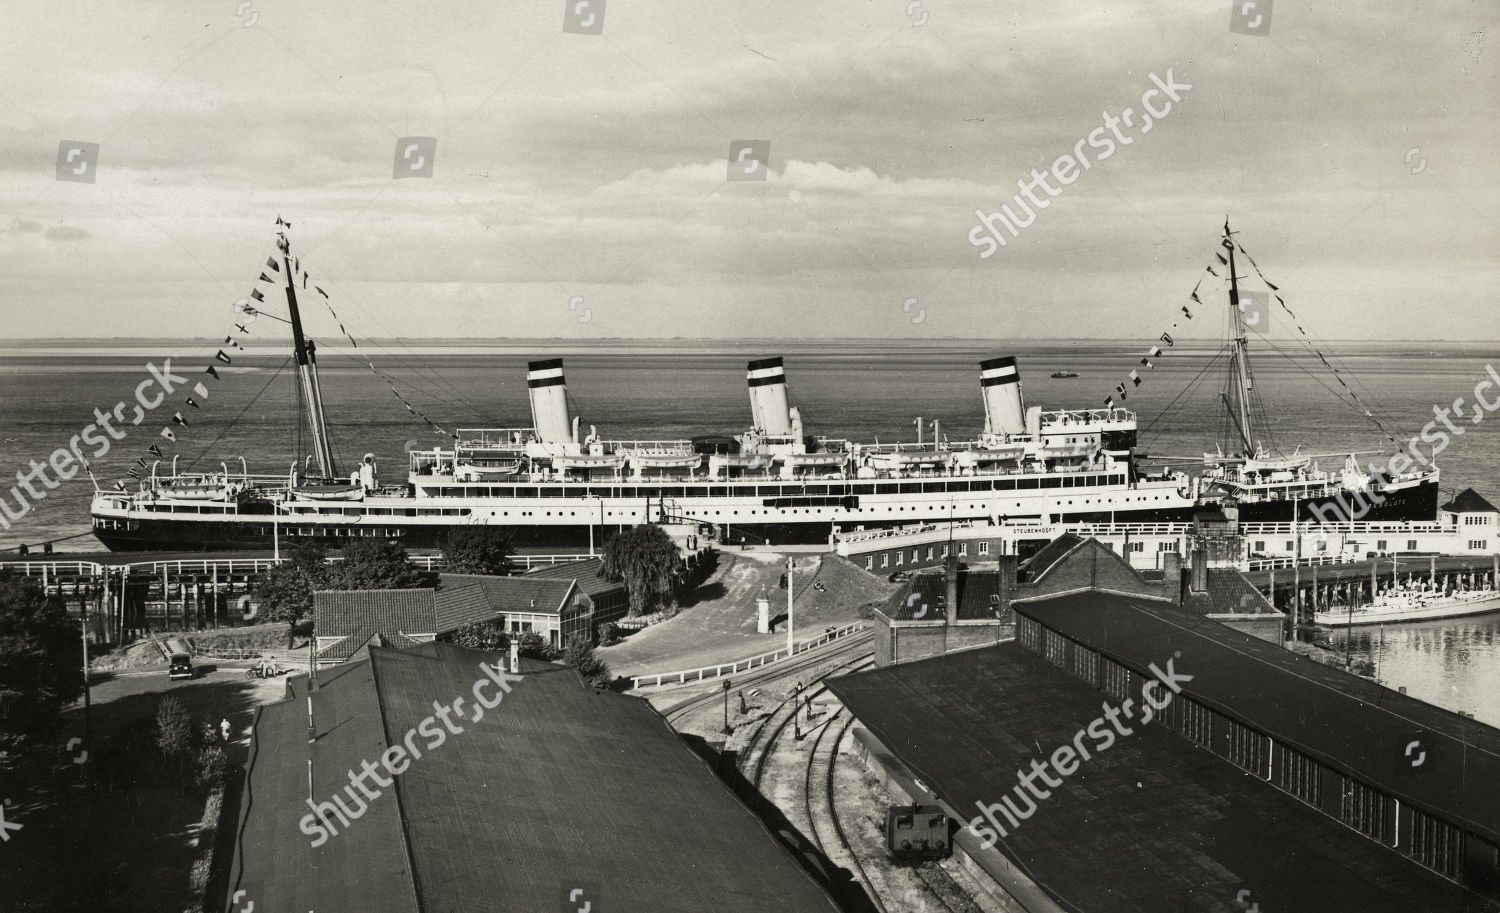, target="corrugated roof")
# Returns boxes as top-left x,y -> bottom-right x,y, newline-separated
1016,593 -> 1500,846
230,642 -> 843,913
827,645 -> 1488,913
